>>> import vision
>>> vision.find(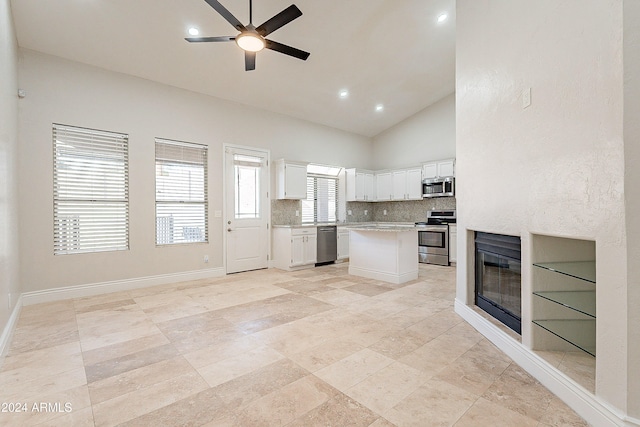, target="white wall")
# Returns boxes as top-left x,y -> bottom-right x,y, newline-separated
372,93 -> 455,169
0,0 -> 20,339
457,0 -> 630,417
623,0 -> 640,419
17,50 -> 372,293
